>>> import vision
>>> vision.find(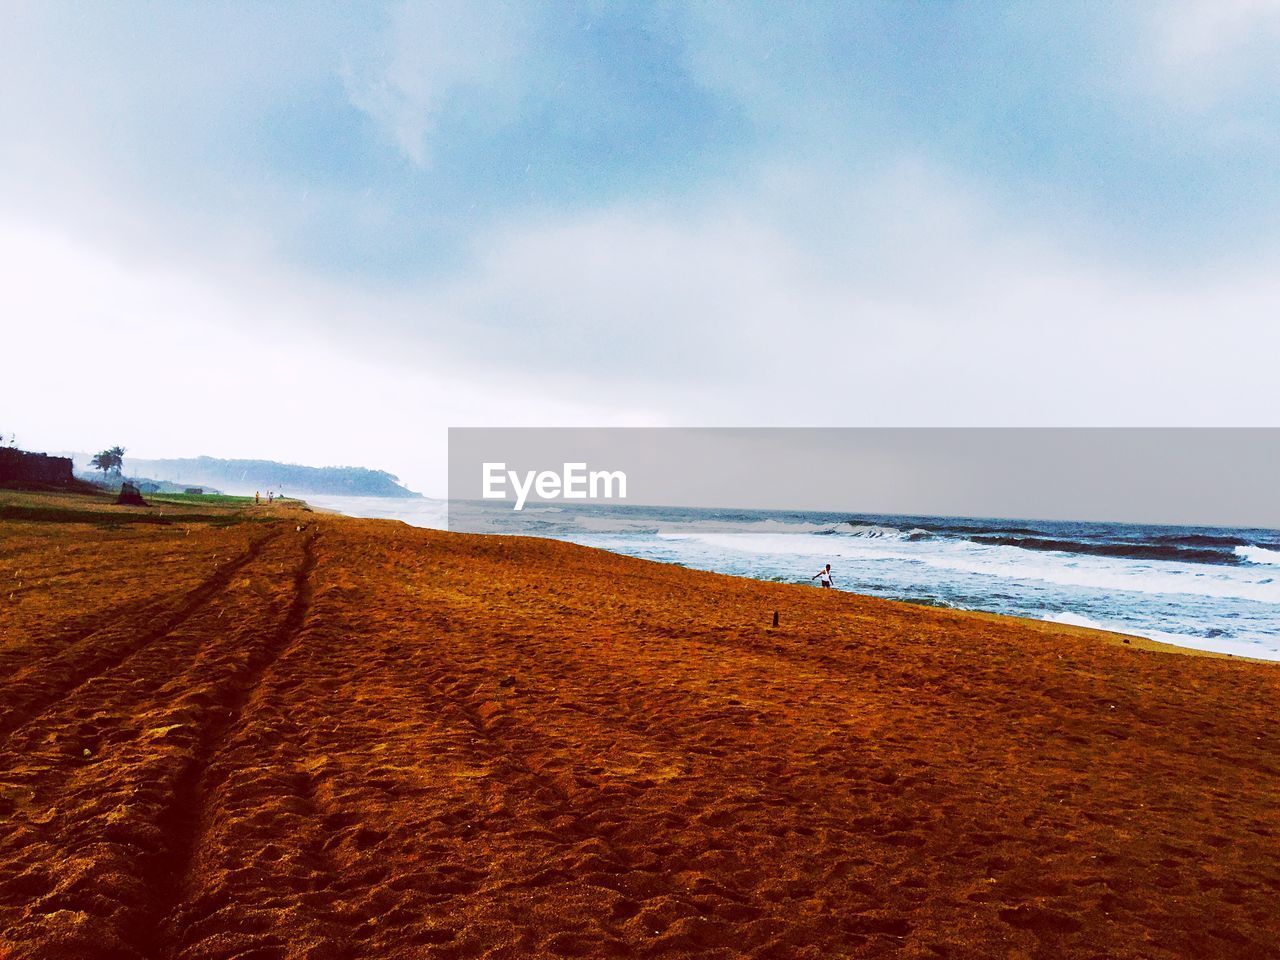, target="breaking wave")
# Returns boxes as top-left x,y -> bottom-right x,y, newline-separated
972,535 -> 1240,565
1237,545 -> 1280,566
